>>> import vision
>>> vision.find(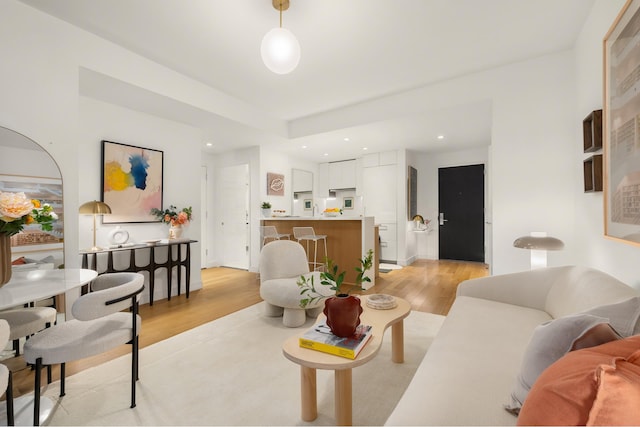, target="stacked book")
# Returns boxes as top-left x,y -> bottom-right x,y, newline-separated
299,322 -> 373,359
